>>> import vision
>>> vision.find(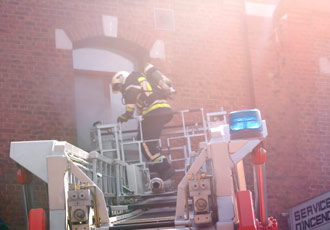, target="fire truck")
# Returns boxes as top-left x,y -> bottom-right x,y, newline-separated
10,108 -> 277,230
